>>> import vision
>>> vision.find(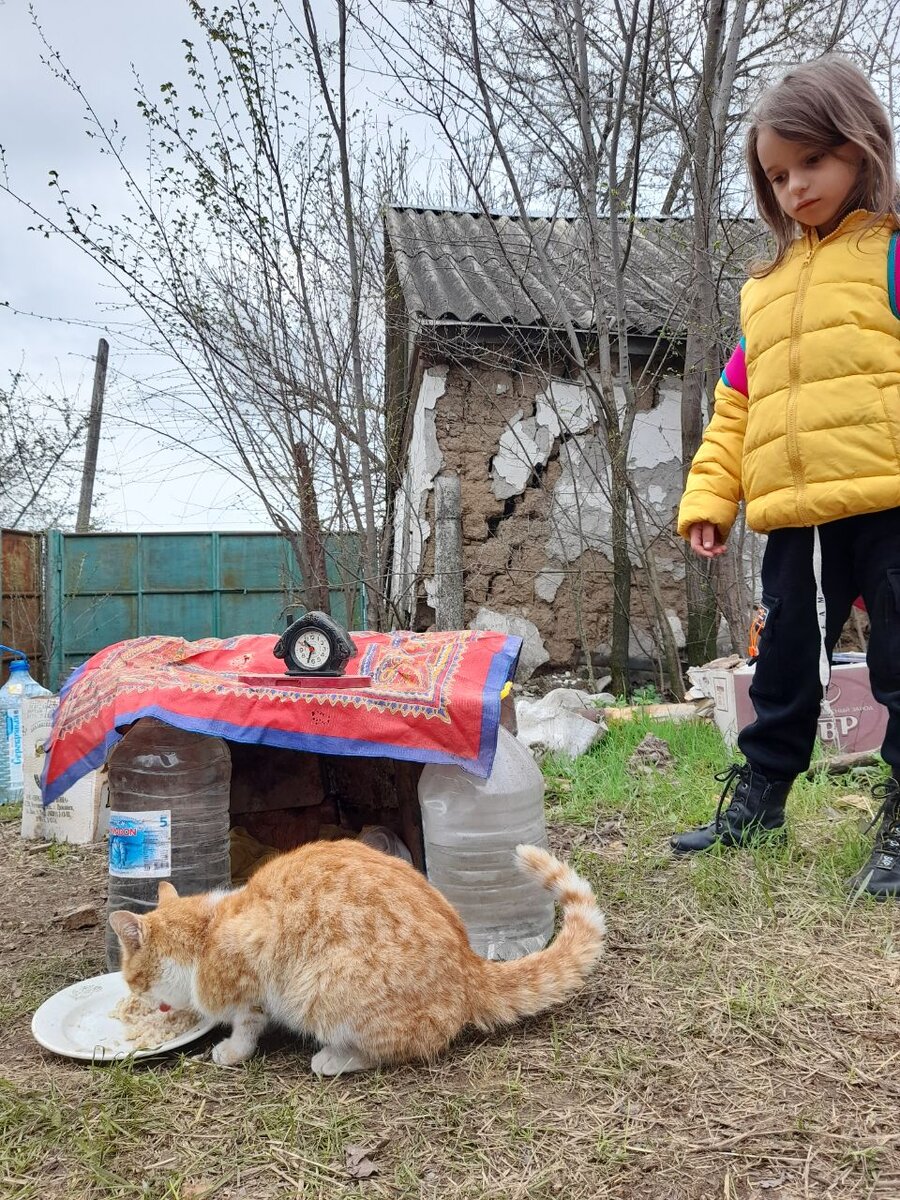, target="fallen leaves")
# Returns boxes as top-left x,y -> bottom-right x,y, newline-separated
345,1143 -> 380,1179
832,793 -> 875,816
